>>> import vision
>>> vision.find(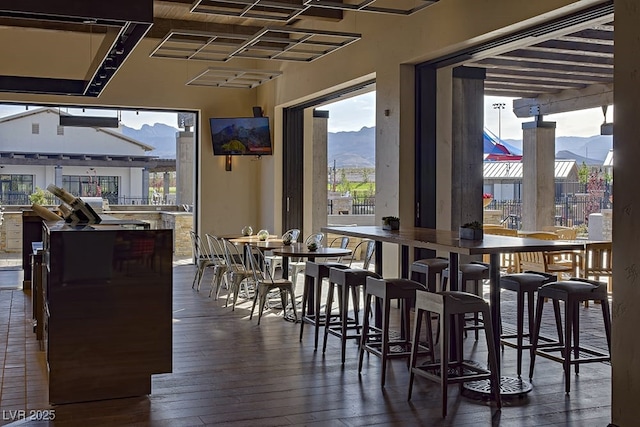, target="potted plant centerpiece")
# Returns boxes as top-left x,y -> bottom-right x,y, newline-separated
382,216 -> 400,230
459,221 -> 483,240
